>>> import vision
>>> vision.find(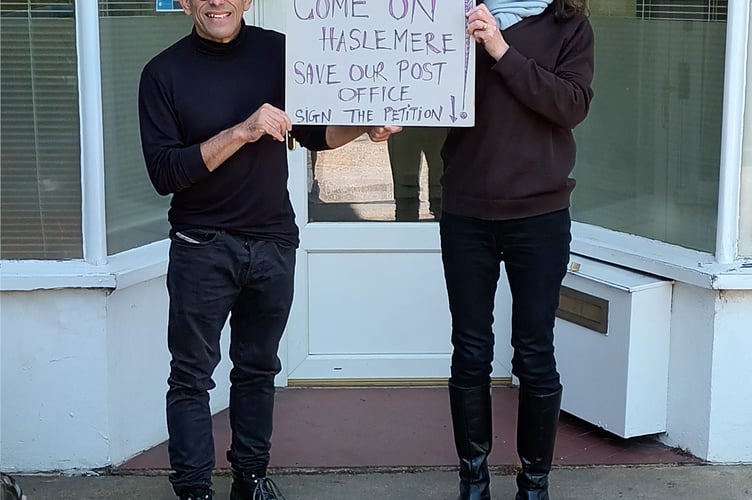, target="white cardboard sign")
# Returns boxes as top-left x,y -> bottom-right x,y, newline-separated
286,0 -> 475,126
